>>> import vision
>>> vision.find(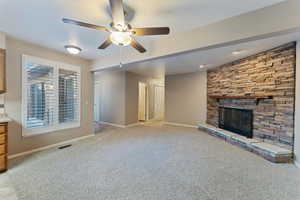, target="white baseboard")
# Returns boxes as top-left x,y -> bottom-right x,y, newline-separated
8,135 -> 94,160
126,123 -> 141,128
164,122 -> 198,129
100,121 -> 126,128
100,121 -> 141,128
